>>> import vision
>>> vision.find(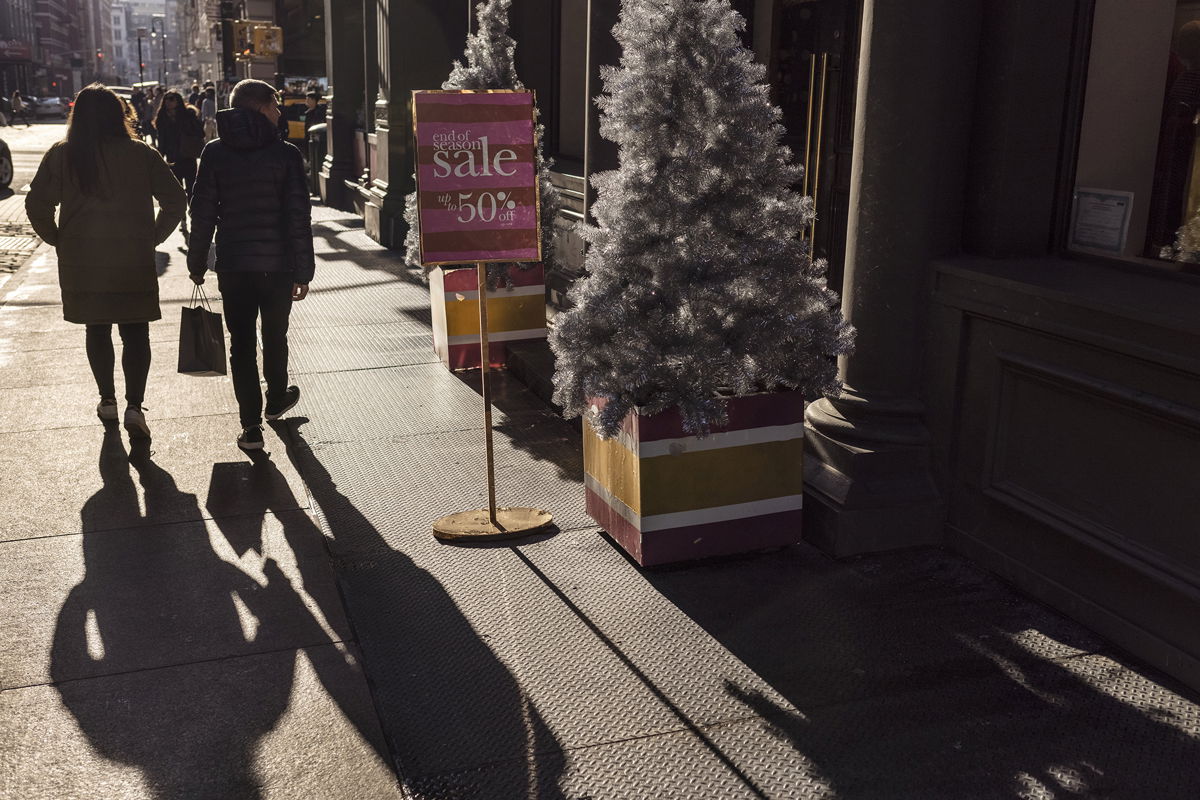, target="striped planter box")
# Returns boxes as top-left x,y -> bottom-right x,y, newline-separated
583,392 -> 805,566
429,264 -> 547,371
